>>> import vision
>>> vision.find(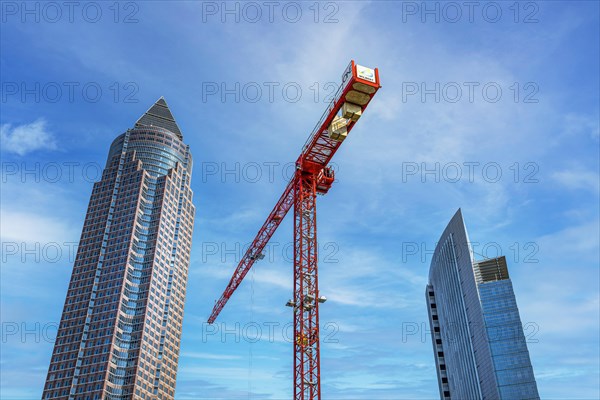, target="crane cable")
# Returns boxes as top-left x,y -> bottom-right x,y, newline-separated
248,266 -> 255,399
